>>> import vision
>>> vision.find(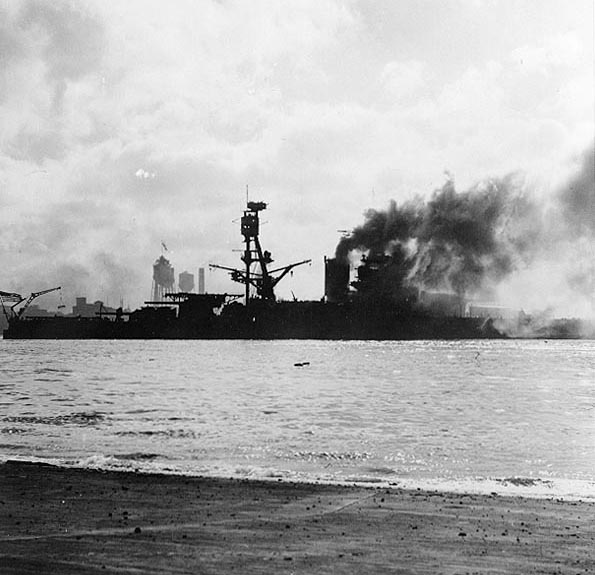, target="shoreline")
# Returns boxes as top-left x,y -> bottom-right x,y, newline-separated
2,460 -> 594,574
3,454 -> 595,503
